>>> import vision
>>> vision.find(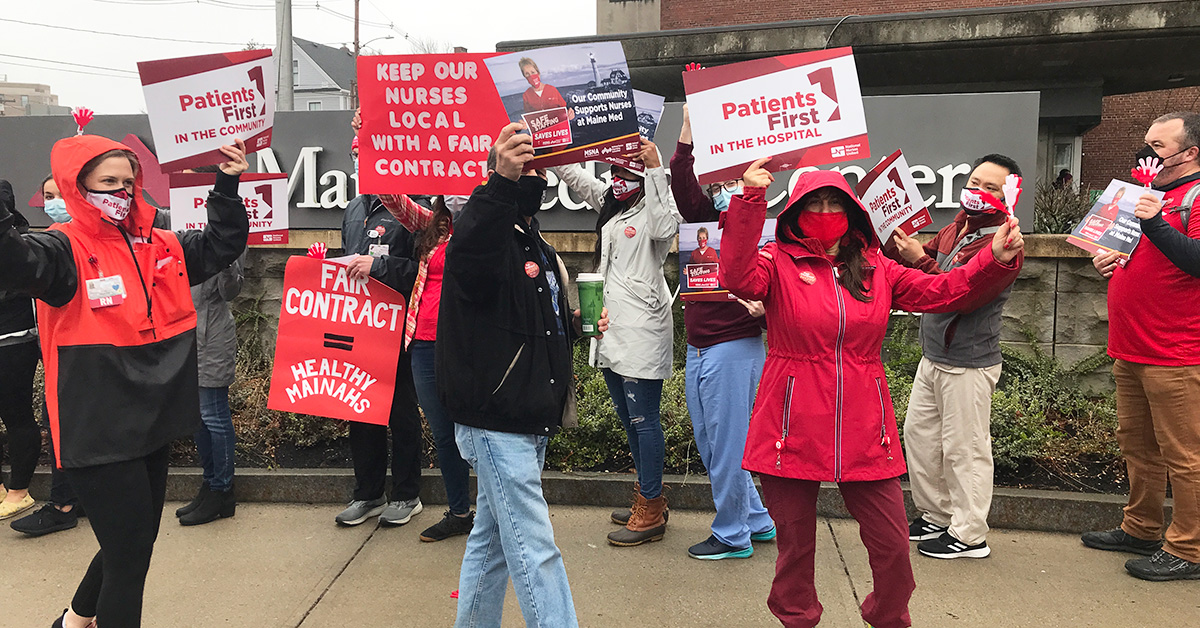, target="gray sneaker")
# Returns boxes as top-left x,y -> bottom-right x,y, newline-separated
379,498 -> 423,526
335,497 -> 387,526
